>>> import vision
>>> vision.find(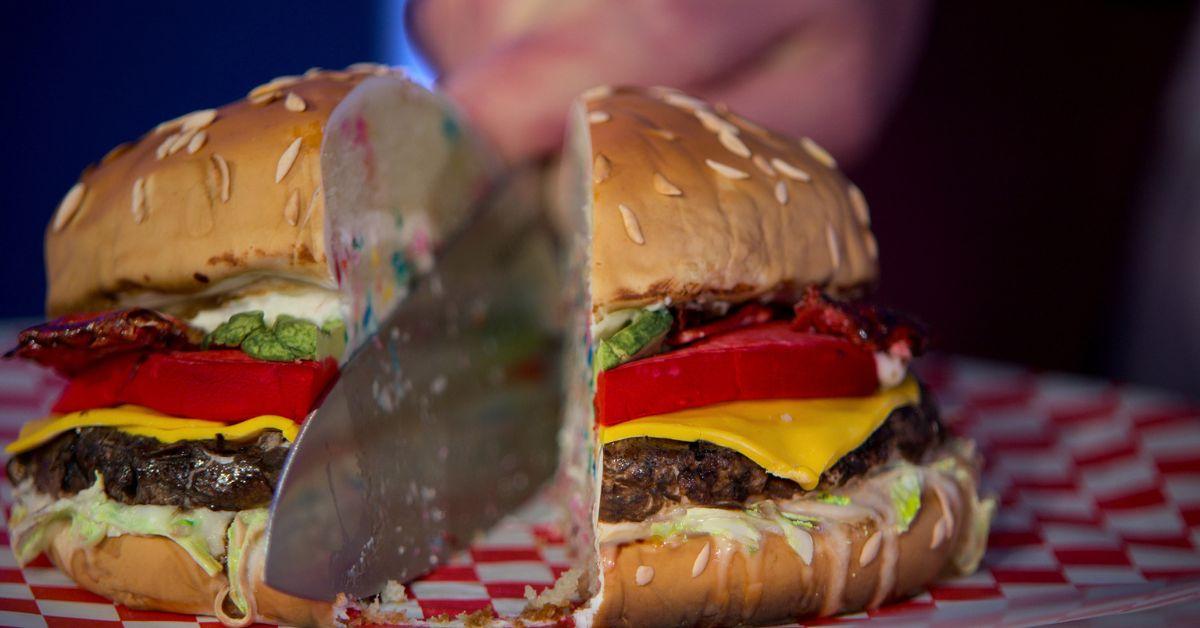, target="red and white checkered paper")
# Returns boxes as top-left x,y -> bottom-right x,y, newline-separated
0,333 -> 1198,626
